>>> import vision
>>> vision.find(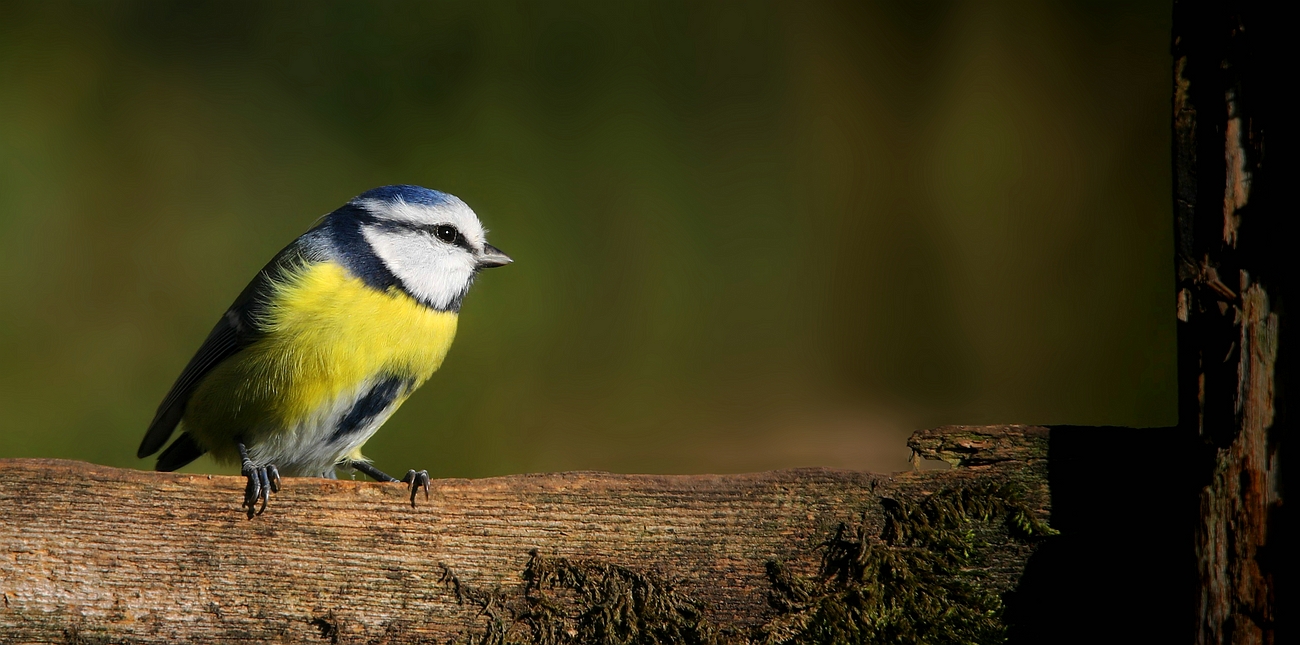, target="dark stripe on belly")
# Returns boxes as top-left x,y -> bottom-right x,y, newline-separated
330,376 -> 409,442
